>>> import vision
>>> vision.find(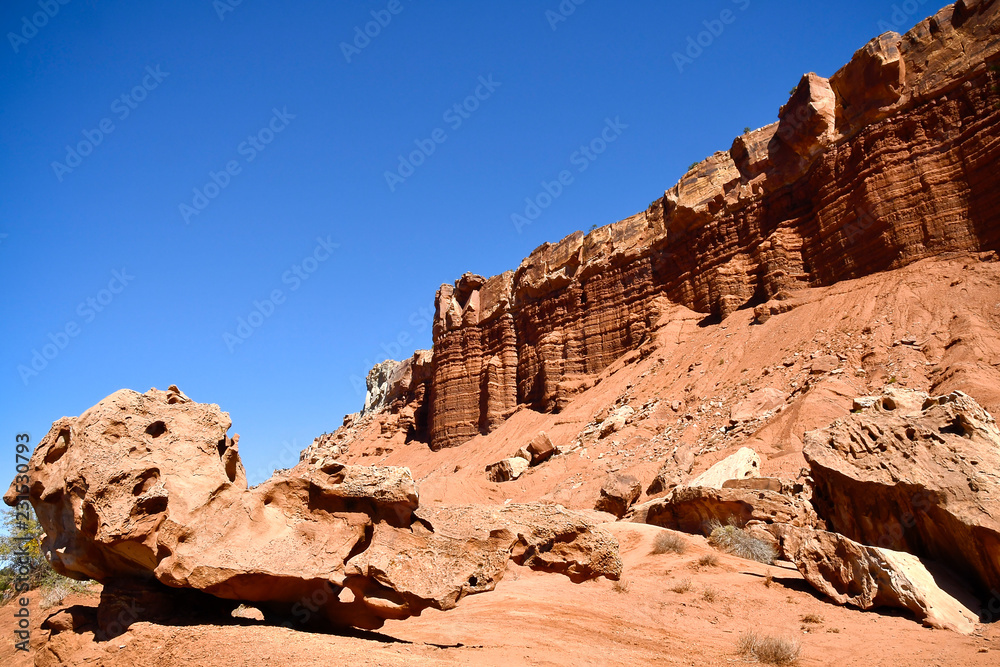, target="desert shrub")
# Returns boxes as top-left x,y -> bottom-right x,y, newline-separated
38,577 -> 93,610
651,531 -> 687,555
737,631 -> 800,665
670,578 -> 692,594
708,519 -> 776,565
702,587 -> 718,602
697,553 -> 719,568
800,614 -> 822,624
612,580 -> 631,594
